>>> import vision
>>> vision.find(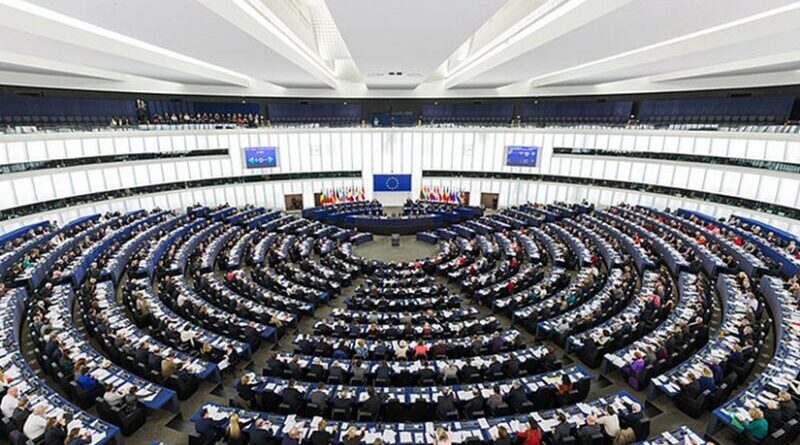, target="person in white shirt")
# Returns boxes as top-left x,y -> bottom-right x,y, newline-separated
596,405 -> 621,439
23,404 -> 47,440
180,326 -> 195,344
103,384 -> 125,408
1,386 -> 19,418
